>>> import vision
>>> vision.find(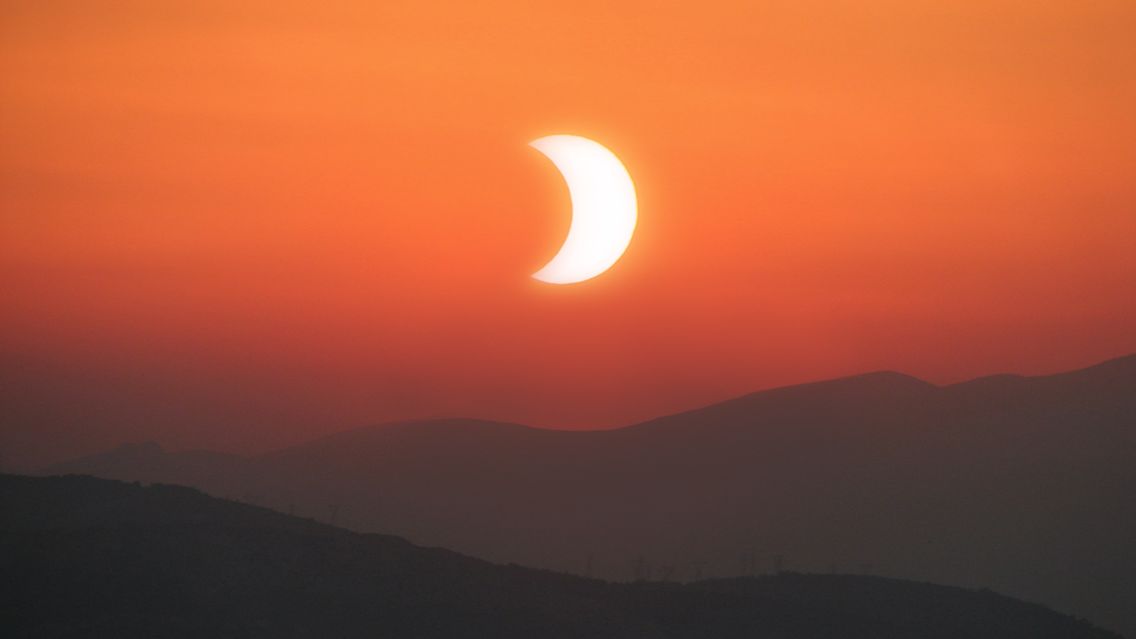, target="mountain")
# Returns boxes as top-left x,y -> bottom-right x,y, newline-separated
46,354 -> 1136,636
0,474 -> 1120,639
